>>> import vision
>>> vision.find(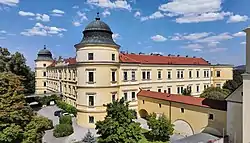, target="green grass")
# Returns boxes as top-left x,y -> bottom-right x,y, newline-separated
139,129 -> 169,143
